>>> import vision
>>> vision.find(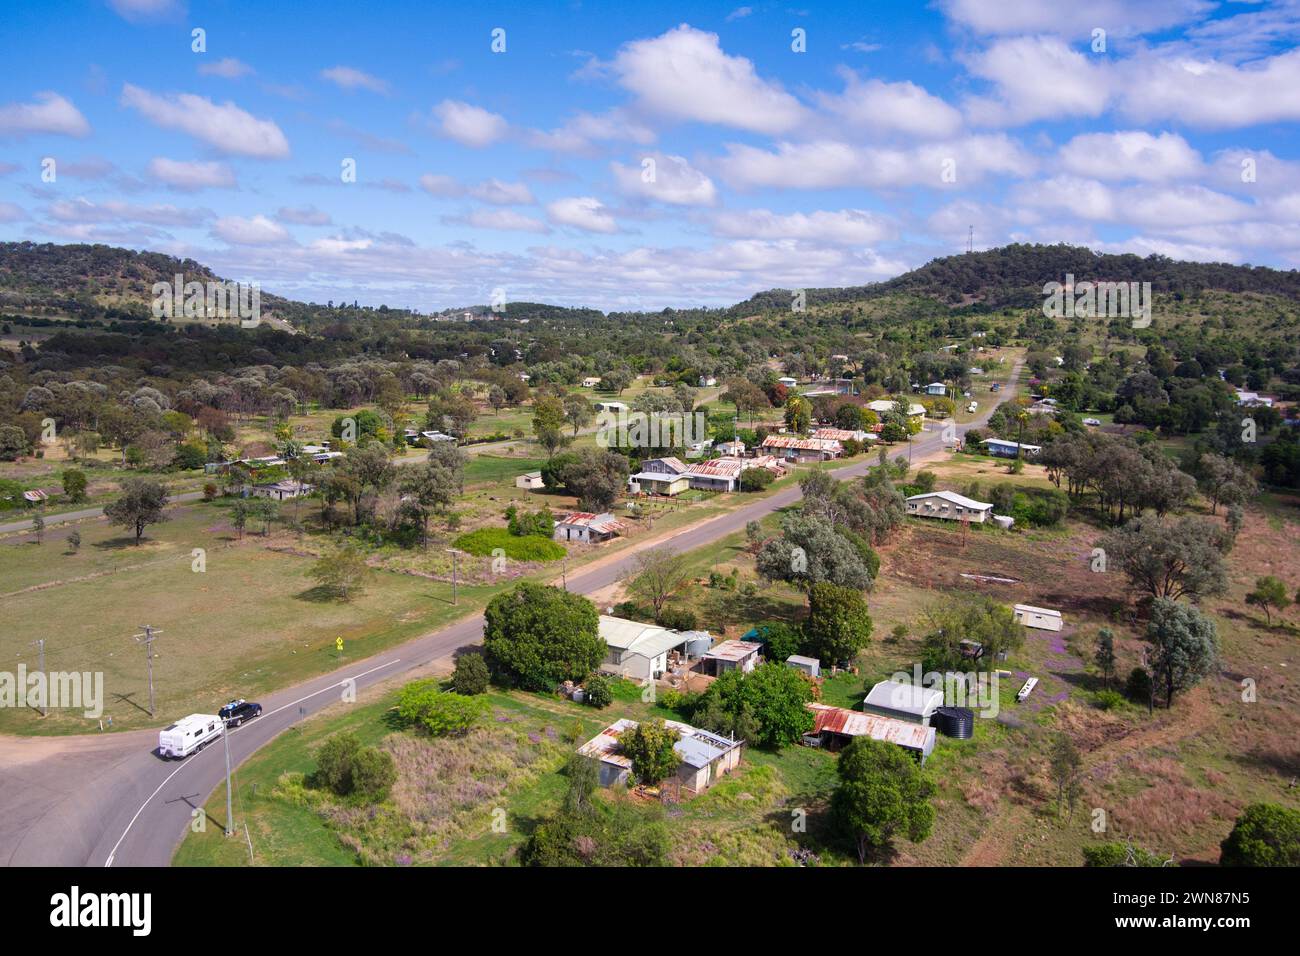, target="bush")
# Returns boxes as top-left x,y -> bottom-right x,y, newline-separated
61,469 -> 88,503
656,688 -> 696,717
739,467 -> 775,492
202,482 -> 219,501
1125,667 -> 1153,704
656,607 -> 697,631
583,674 -> 614,708
312,732 -> 396,802
453,527 -> 565,562
1220,804 -> 1300,866
1094,689 -> 1125,711
755,621 -> 804,663
450,653 -> 490,695
172,443 -> 207,470
396,679 -> 490,736
1083,842 -> 1170,867
483,582 -> 605,690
